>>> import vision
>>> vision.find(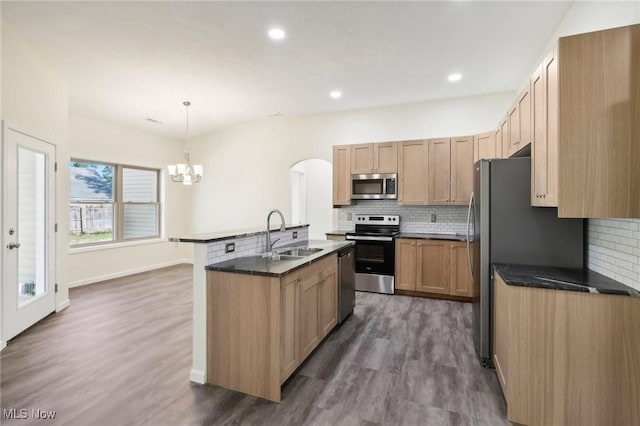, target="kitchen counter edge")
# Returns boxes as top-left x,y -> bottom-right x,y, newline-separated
493,263 -> 640,297
170,224 -> 310,244
205,240 -> 354,278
